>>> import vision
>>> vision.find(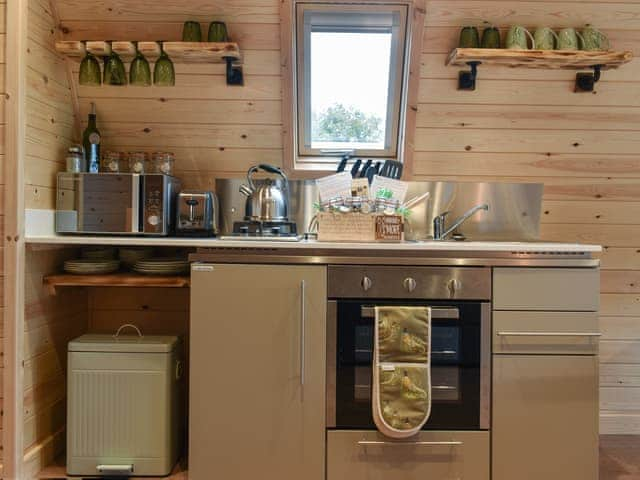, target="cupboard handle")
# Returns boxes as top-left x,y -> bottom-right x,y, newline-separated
496,331 -> 602,337
358,440 -> 463,446
300,280 -> 306,387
